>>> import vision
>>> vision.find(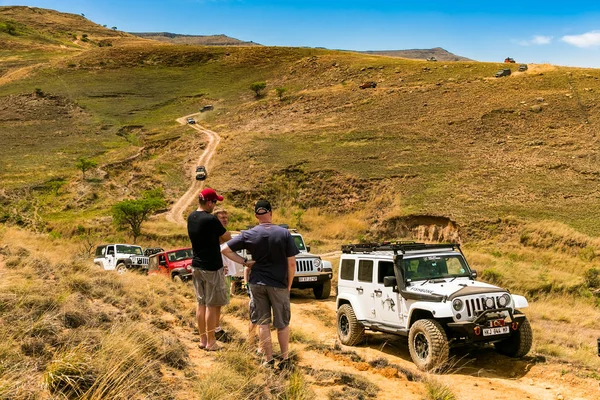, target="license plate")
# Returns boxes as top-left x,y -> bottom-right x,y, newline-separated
299,276 -> 318,282
483,326 -> 509,336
